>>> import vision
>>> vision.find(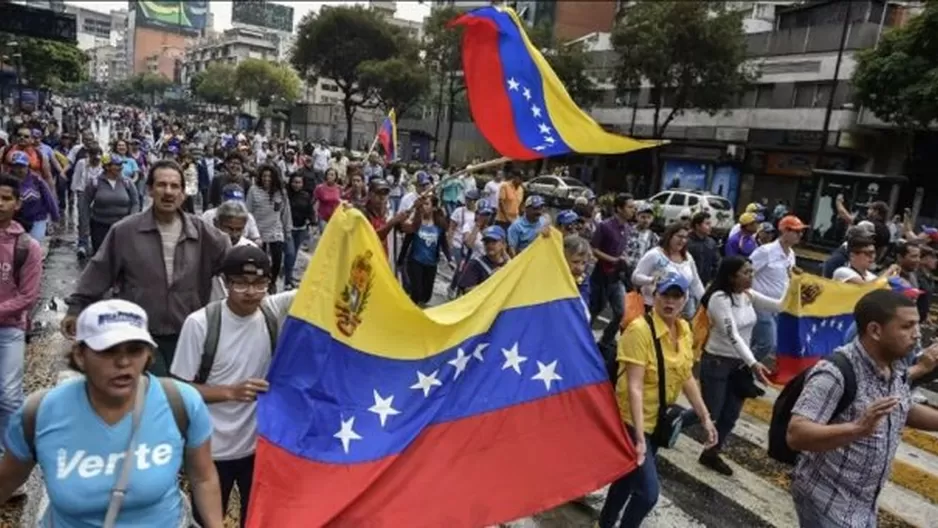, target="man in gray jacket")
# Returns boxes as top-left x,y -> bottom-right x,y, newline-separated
61,160 -> 230,375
